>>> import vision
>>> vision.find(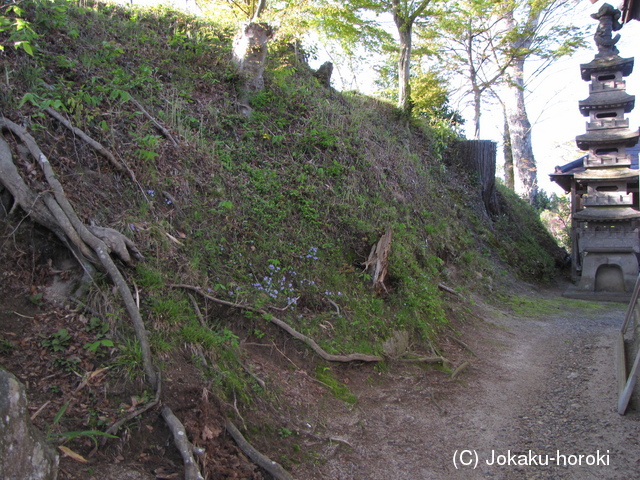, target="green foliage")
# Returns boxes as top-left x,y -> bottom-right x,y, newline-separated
86,317 -> 109,337
180,321 -> 239,350
132,132 -> 162,162
493,184 -> 560,282
496,293 -> 607,318
538,191 -> 571,251
47,402 -> 117,446
0,338 -> 15,354
278,427 -> 294,438
316,366 -> 357,404
0,1 -> 38,55
84,339 -> 114,354
136,265 -> 165,290
112,337 -> 144,380
41,329 -> 71,352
